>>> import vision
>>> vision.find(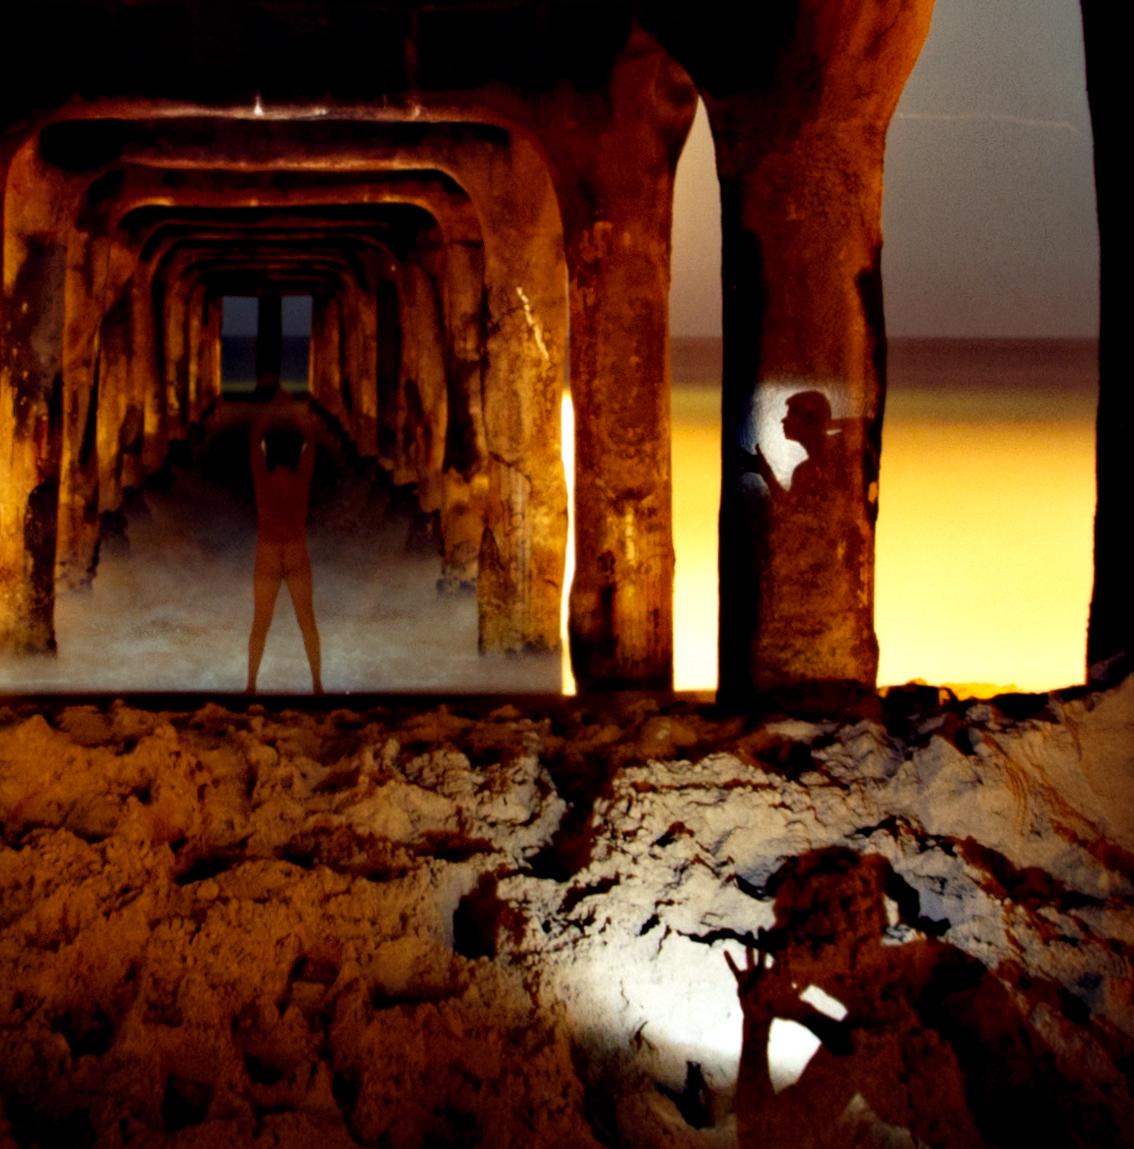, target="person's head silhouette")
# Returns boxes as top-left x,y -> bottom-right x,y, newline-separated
763,847 -> 892,968
262,423 -> 305,472
781,390 -> 832,456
